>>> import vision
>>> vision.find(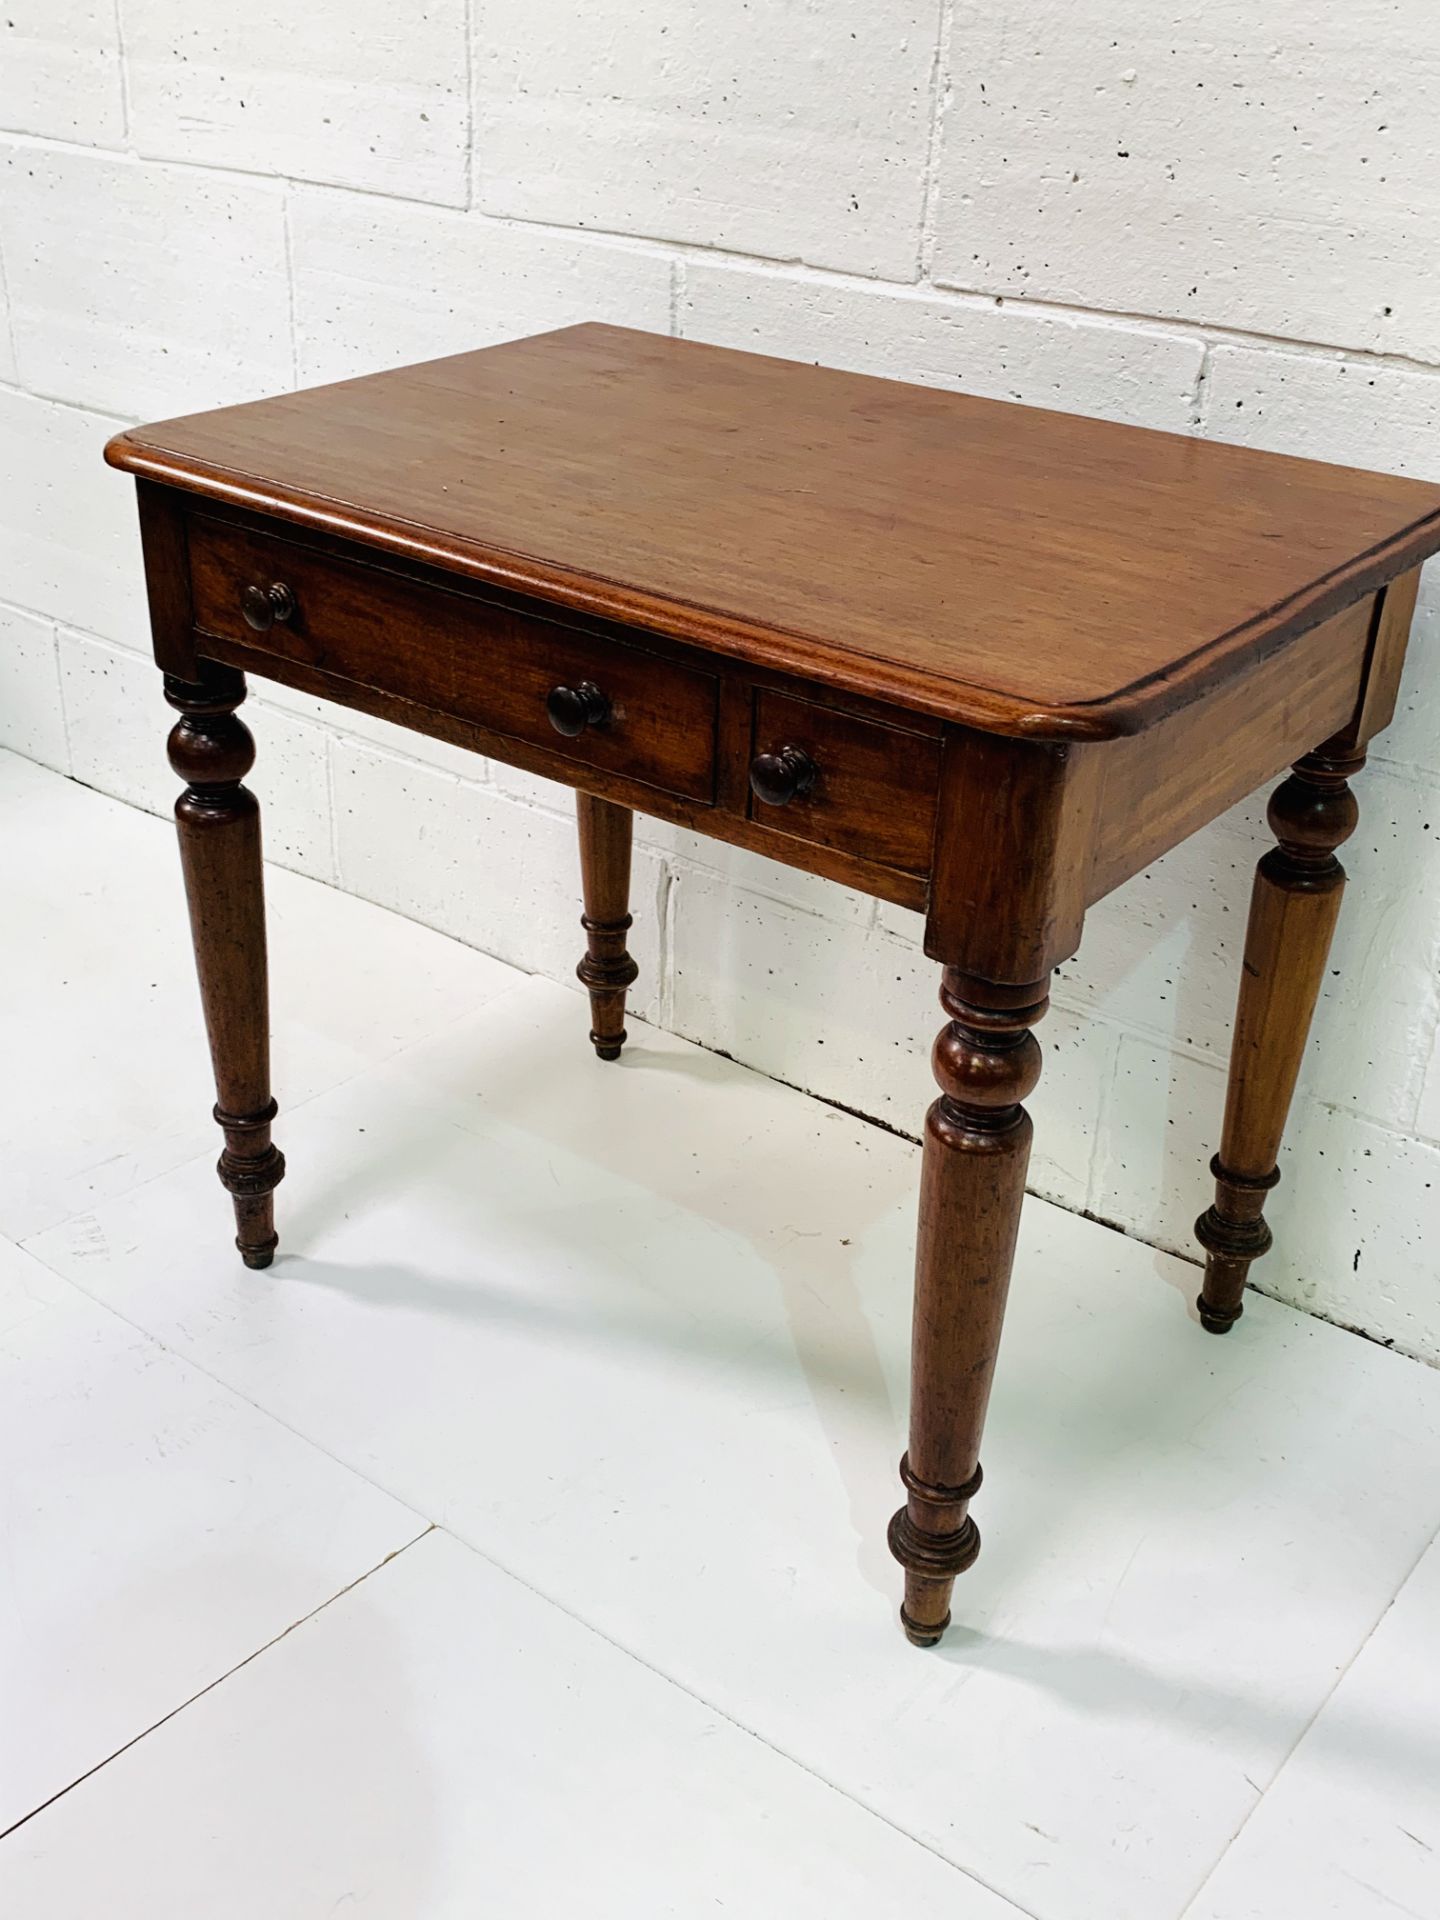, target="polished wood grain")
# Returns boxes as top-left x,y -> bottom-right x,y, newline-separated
164,663 -> 284,1268
889,970 -> 1048,1645
202,624 -> 935,912
1195,746 -> 1364,1331
575,793 -> 639,1062
1087,594 -> 1376,901
113,324 -> 1440,1652
748,689 -> 941,874
186,510 -> 721,804
106,324 -> 1440,739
